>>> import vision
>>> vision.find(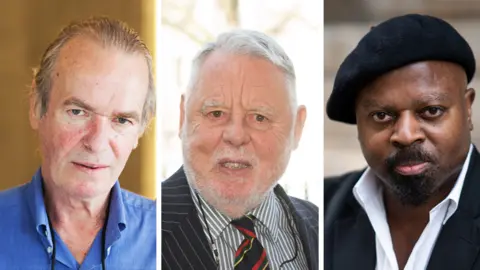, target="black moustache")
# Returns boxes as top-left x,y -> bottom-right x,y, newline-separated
385,146 -> 434,169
